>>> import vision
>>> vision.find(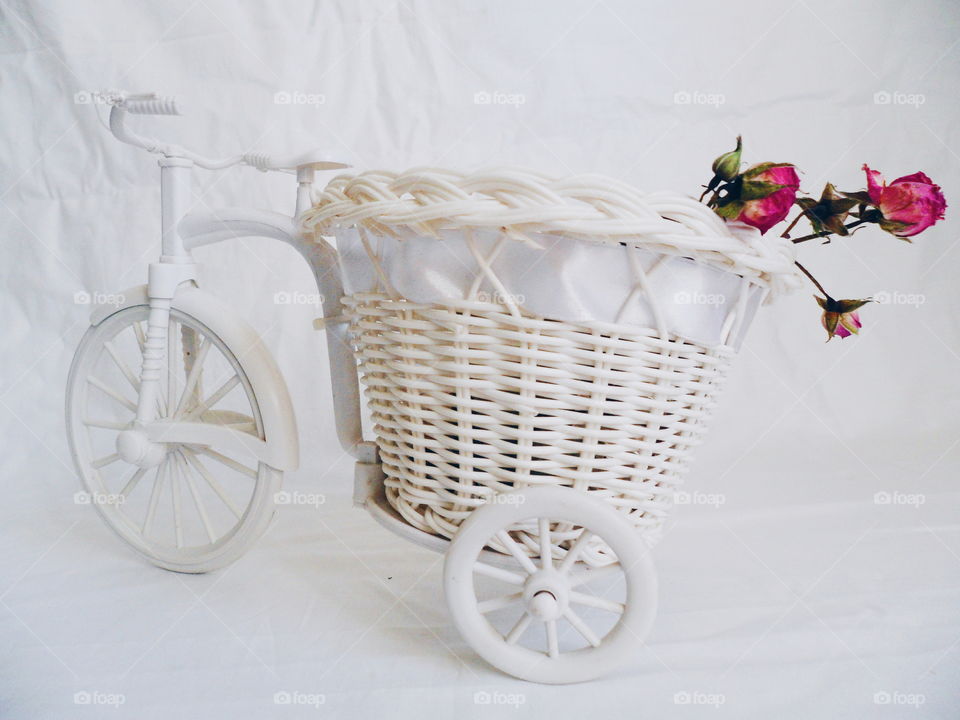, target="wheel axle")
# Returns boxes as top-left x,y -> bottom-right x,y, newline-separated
116,428 -> 167,468
529,591 -> 561,621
